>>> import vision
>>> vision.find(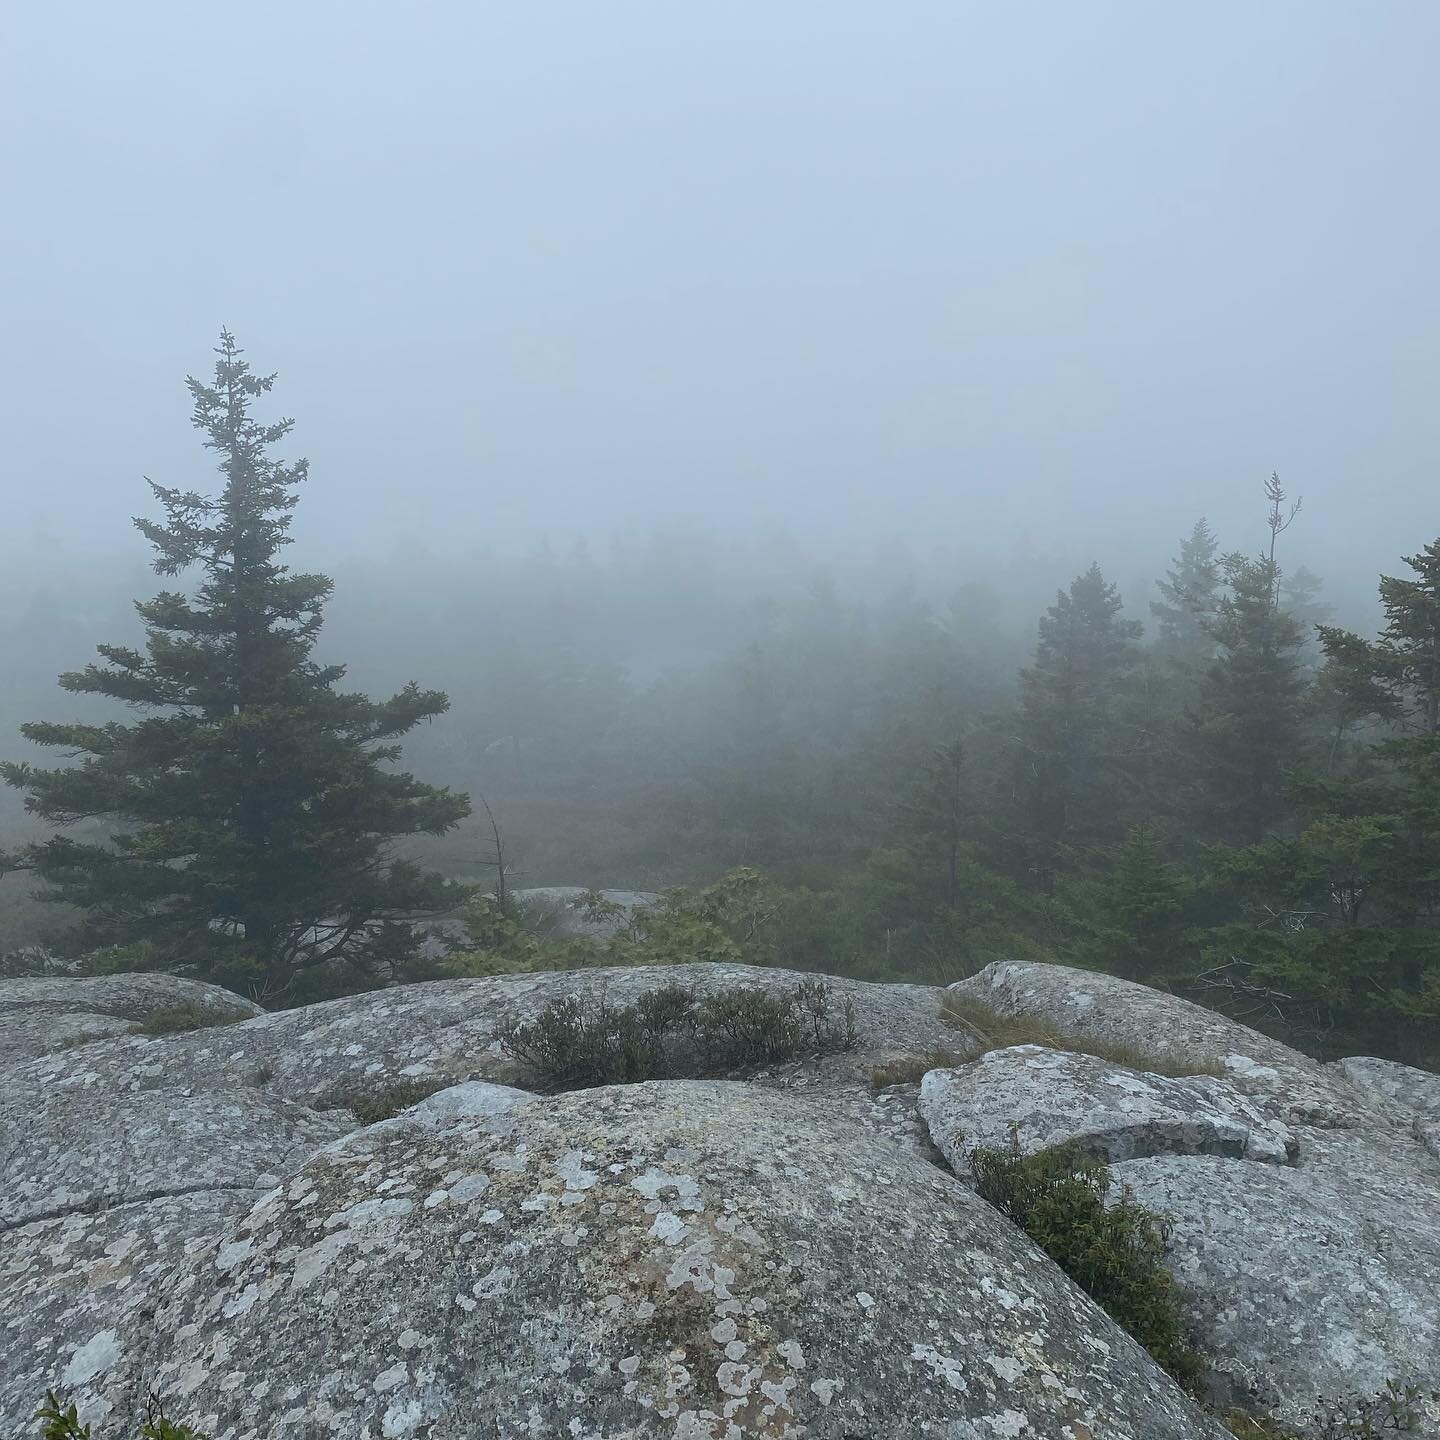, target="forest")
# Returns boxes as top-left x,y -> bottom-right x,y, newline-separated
1,339 -> 1437,1069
